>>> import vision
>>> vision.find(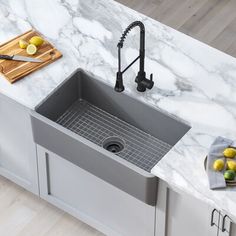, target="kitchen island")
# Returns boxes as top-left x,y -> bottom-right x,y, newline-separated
1,0 -> 236,235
